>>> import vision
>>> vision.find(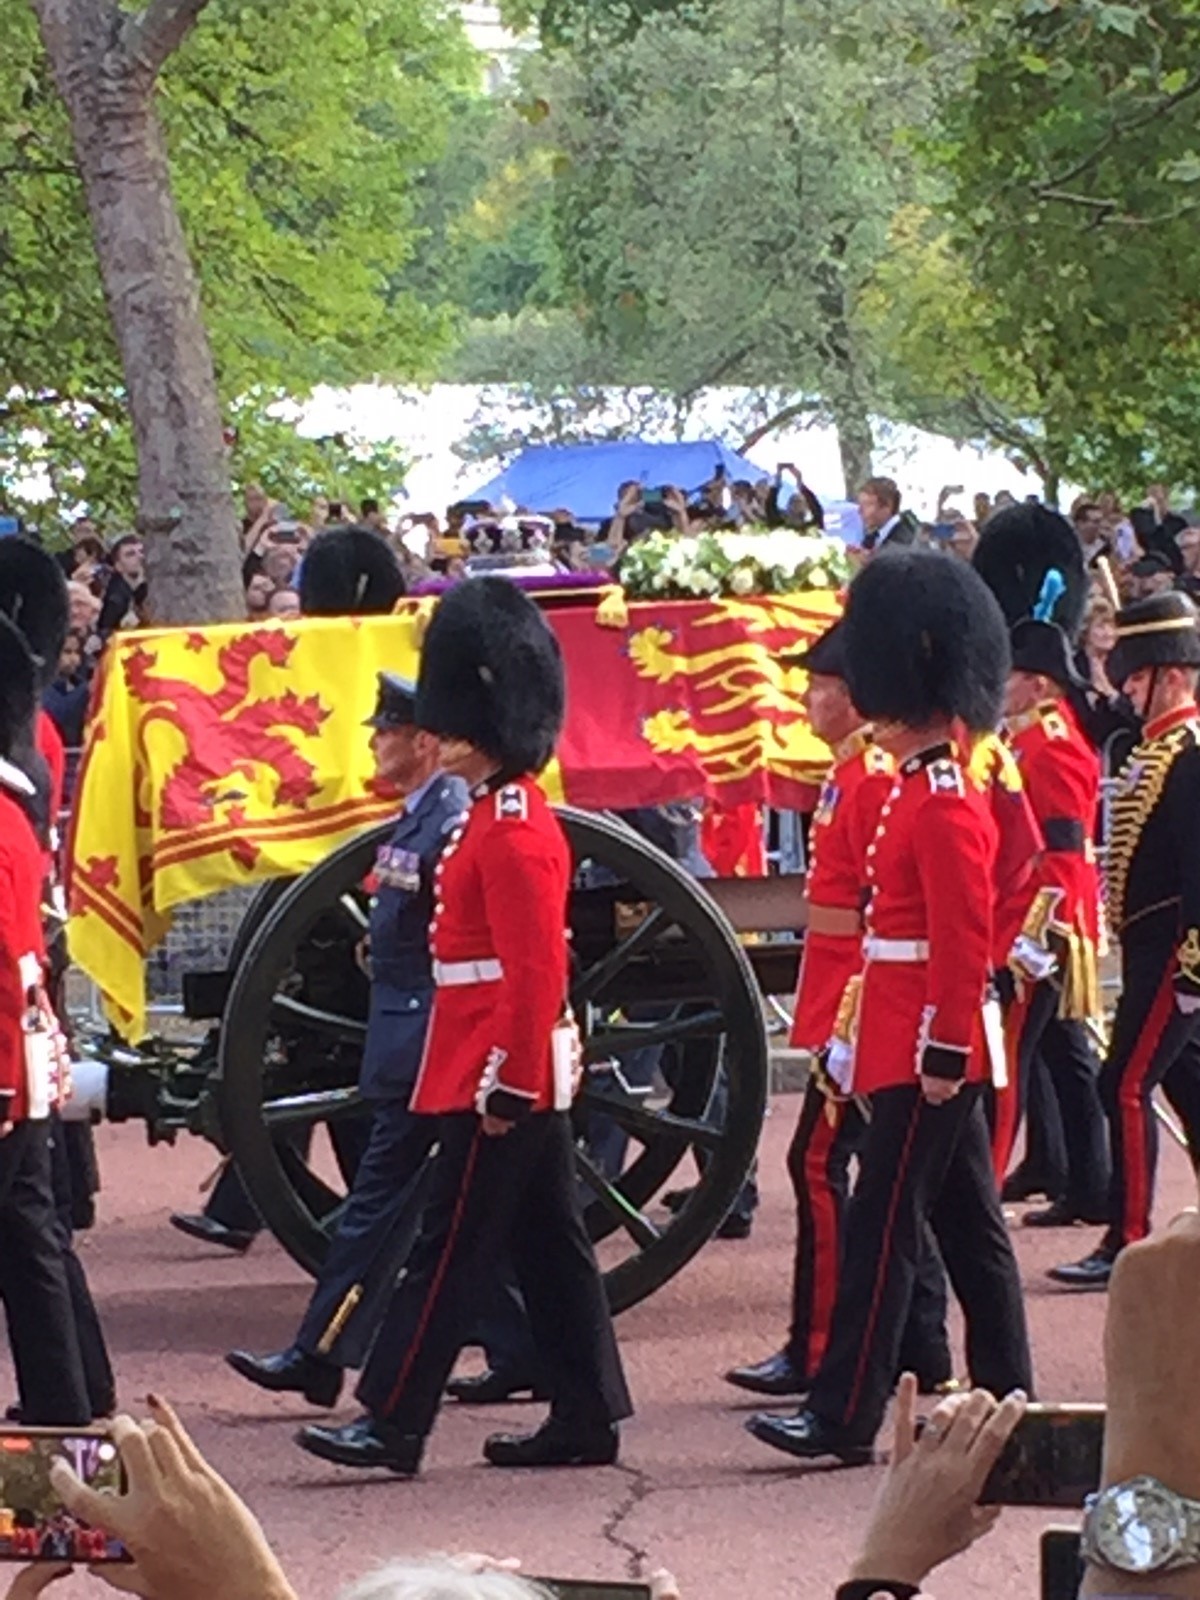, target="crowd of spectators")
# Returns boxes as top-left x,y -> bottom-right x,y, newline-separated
15,469 -> 1200,781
